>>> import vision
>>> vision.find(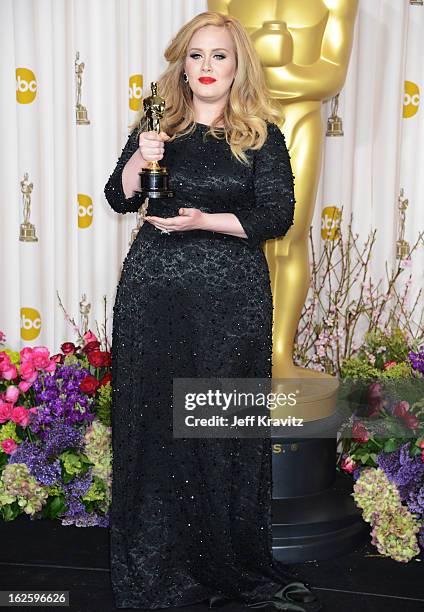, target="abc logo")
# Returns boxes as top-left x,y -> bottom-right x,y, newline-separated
321,206 -> 341,241
21,307 -> 41,341
129,74 -> 143,111
78,194 -> 93,228
403,81 -> 420,118
16,68 -> 37,104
